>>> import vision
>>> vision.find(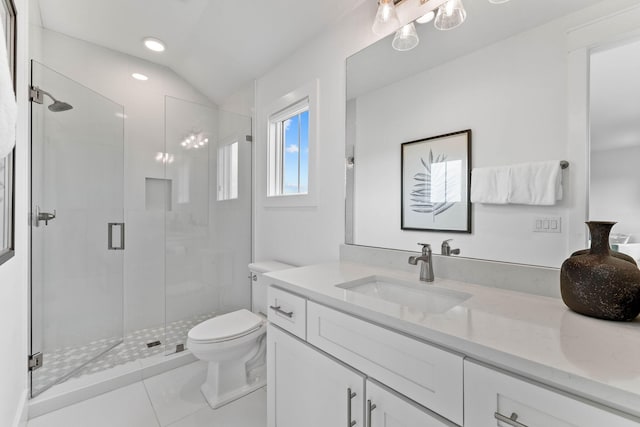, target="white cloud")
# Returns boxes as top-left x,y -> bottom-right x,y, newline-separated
286,144 -> 299,153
